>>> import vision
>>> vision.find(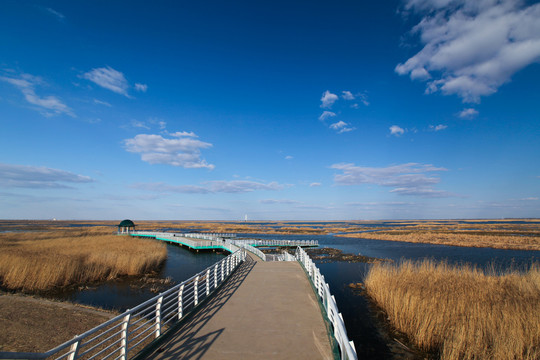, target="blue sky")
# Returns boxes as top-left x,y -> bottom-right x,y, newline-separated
1,0 -> 539,220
